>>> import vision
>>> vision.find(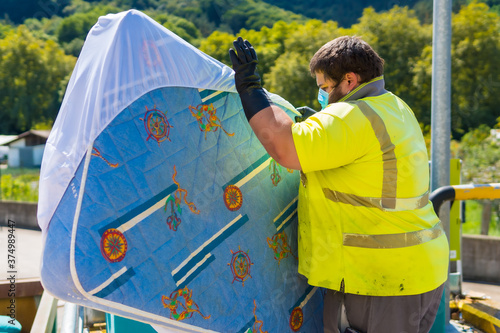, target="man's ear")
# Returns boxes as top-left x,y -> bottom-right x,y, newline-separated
345,72 -> 361,90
